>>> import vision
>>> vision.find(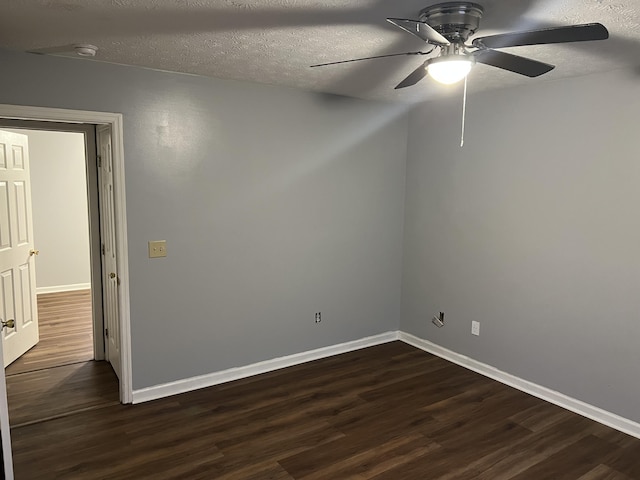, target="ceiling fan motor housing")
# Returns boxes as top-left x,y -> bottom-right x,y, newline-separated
419,2 -> 484,44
